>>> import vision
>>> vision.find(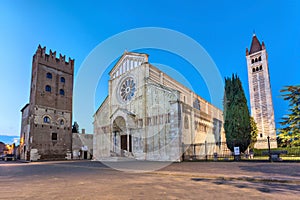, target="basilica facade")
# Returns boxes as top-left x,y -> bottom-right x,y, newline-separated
93,52 -> 225,162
